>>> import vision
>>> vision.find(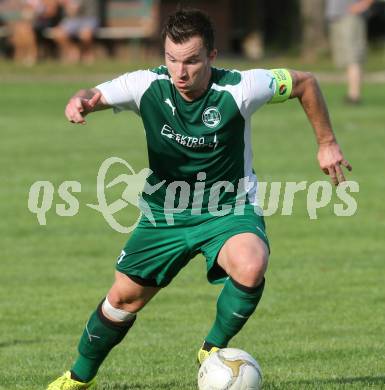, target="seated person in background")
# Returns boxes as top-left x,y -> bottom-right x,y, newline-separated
32,0 -> 63,53
51,0 -> 99,64
10,0 -> 62,65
